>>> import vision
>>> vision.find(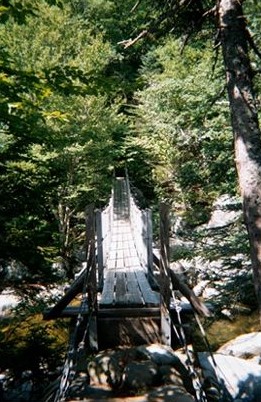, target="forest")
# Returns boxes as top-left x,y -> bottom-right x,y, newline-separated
1,0 -> 261,401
